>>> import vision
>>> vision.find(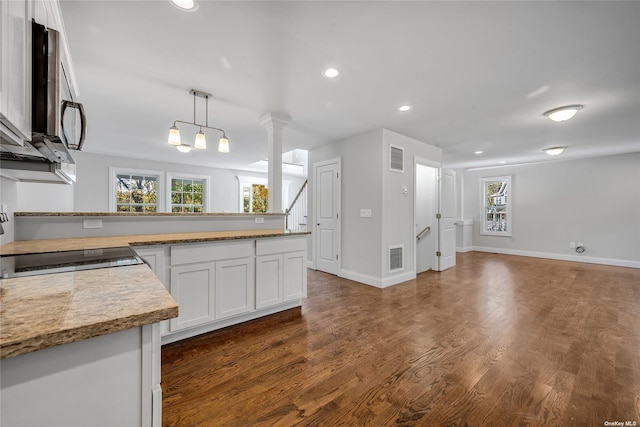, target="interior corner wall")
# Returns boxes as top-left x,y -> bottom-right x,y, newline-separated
308,130 -> 384,281
340,130 -> 384,280
463,152 -> 640,267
